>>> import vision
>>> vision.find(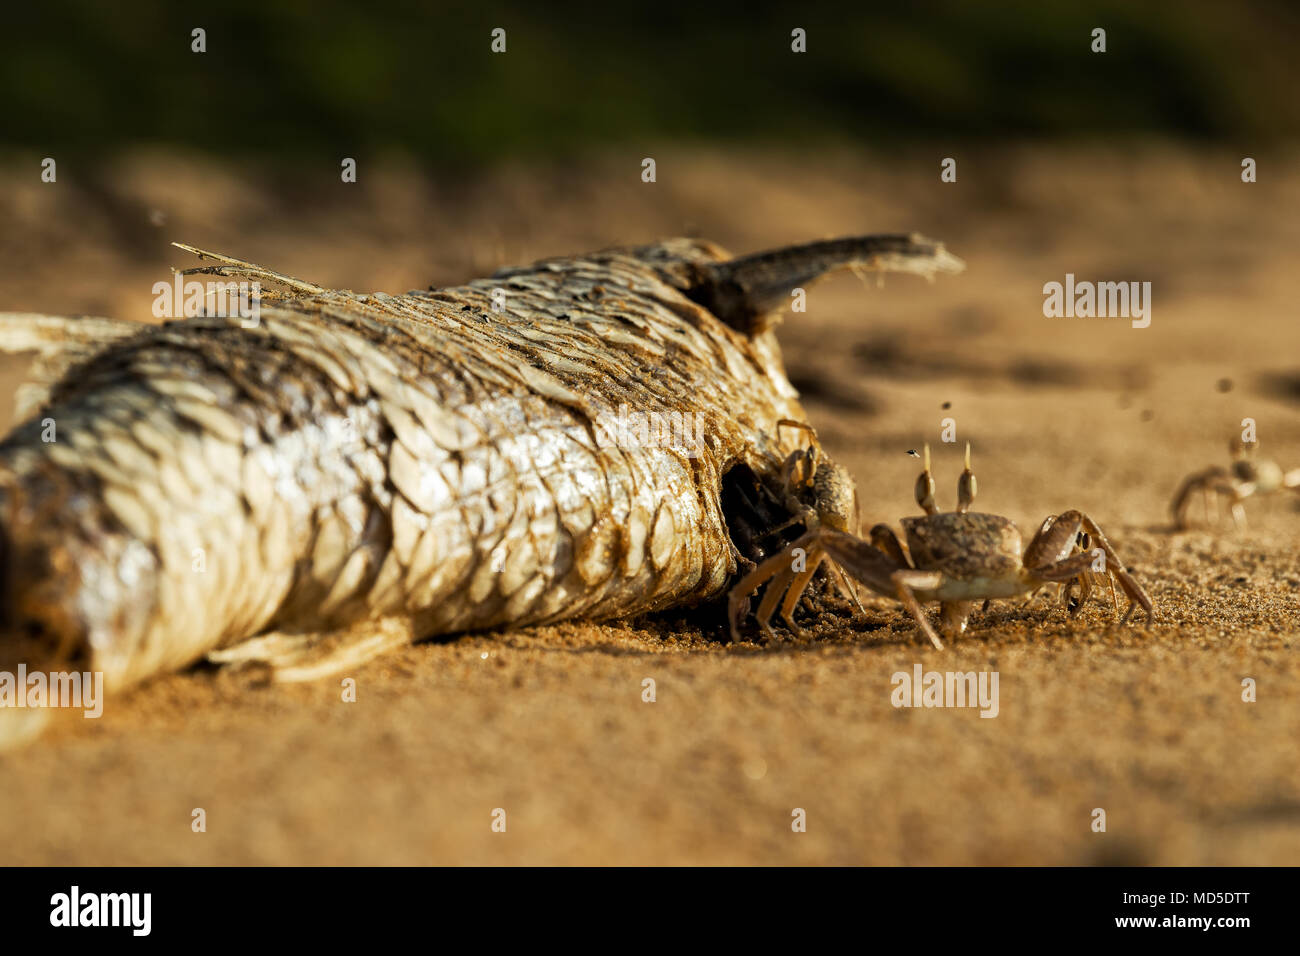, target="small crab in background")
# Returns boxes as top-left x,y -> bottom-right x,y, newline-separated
1171,438 -> 1300,530
730,443 -> 1154,648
